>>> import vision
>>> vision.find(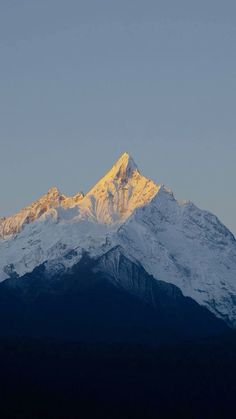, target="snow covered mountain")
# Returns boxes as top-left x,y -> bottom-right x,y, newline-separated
0,152 -> 158,238
0,152 -> 236,326
0,247 -> 226,342
0,187 -> 84,239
